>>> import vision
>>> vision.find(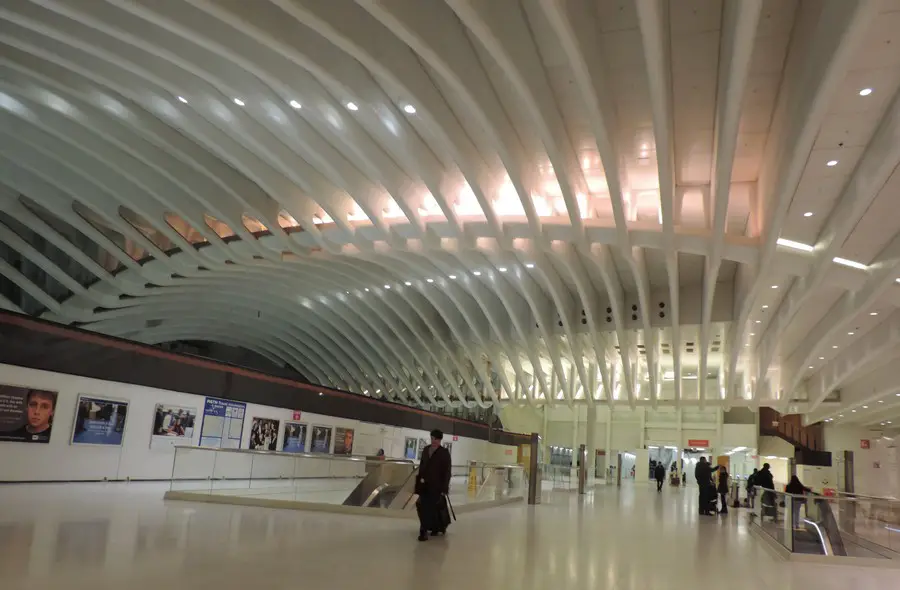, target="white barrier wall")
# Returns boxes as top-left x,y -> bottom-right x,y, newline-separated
0,363 -> 516,482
